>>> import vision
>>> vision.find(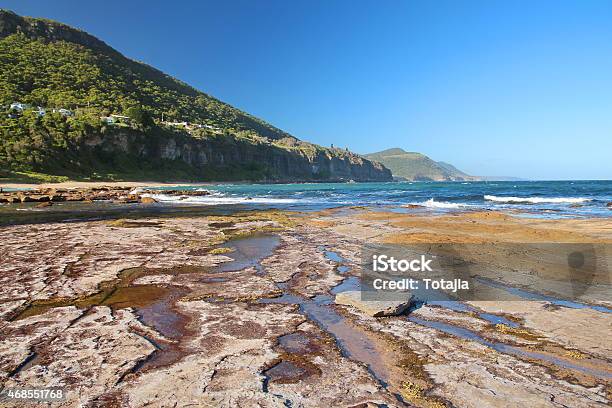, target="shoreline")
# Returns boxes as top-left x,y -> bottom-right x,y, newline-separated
2,180 -> 610,221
